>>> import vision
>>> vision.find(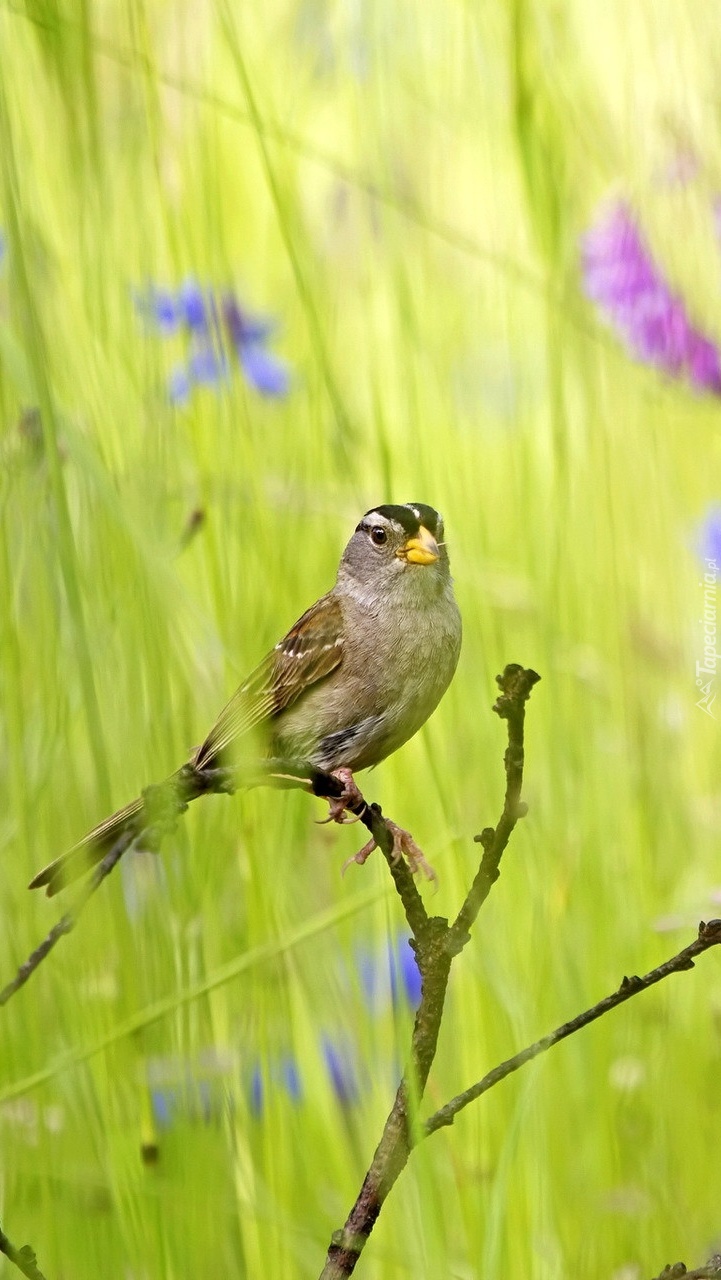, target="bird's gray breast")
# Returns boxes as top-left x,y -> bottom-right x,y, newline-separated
311,577 -> 461,771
